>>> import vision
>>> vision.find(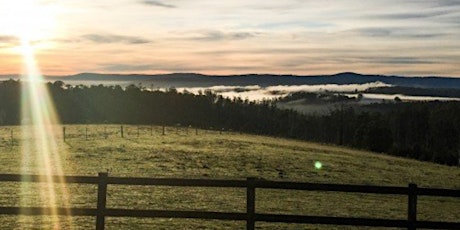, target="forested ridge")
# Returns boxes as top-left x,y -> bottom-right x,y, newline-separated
0,79 -> 459,165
